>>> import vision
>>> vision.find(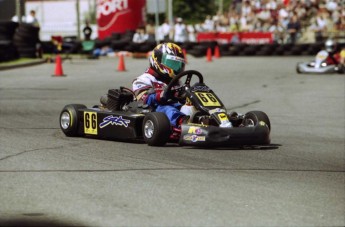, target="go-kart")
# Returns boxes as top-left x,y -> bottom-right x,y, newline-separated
296,50 -> 344,74
59,70 -> 271,147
